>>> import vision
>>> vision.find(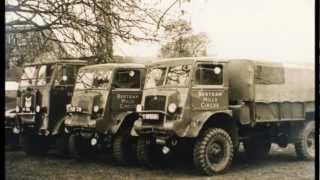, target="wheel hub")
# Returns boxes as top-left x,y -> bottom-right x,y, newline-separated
207,141 -> 225,164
